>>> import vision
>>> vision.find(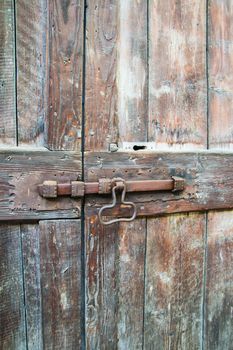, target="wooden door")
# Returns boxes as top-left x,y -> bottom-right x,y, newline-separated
1,1 -> 233,350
